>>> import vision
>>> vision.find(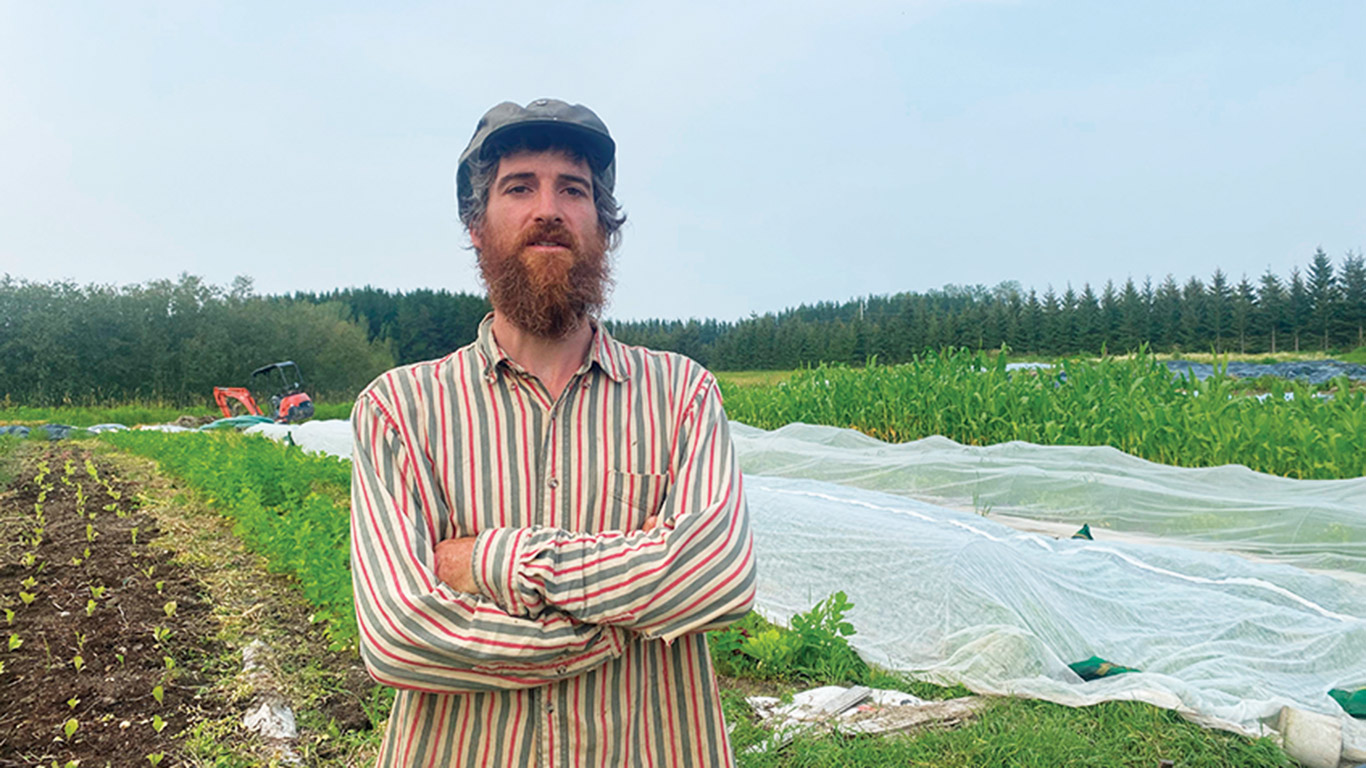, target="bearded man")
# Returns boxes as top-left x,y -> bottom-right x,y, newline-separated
349,99 -> 757,767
